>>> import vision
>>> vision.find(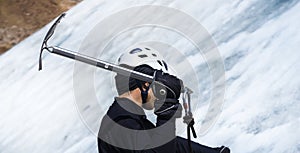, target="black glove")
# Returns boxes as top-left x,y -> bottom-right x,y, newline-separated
154,100 -> 182,120
153,70 -> 183,123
